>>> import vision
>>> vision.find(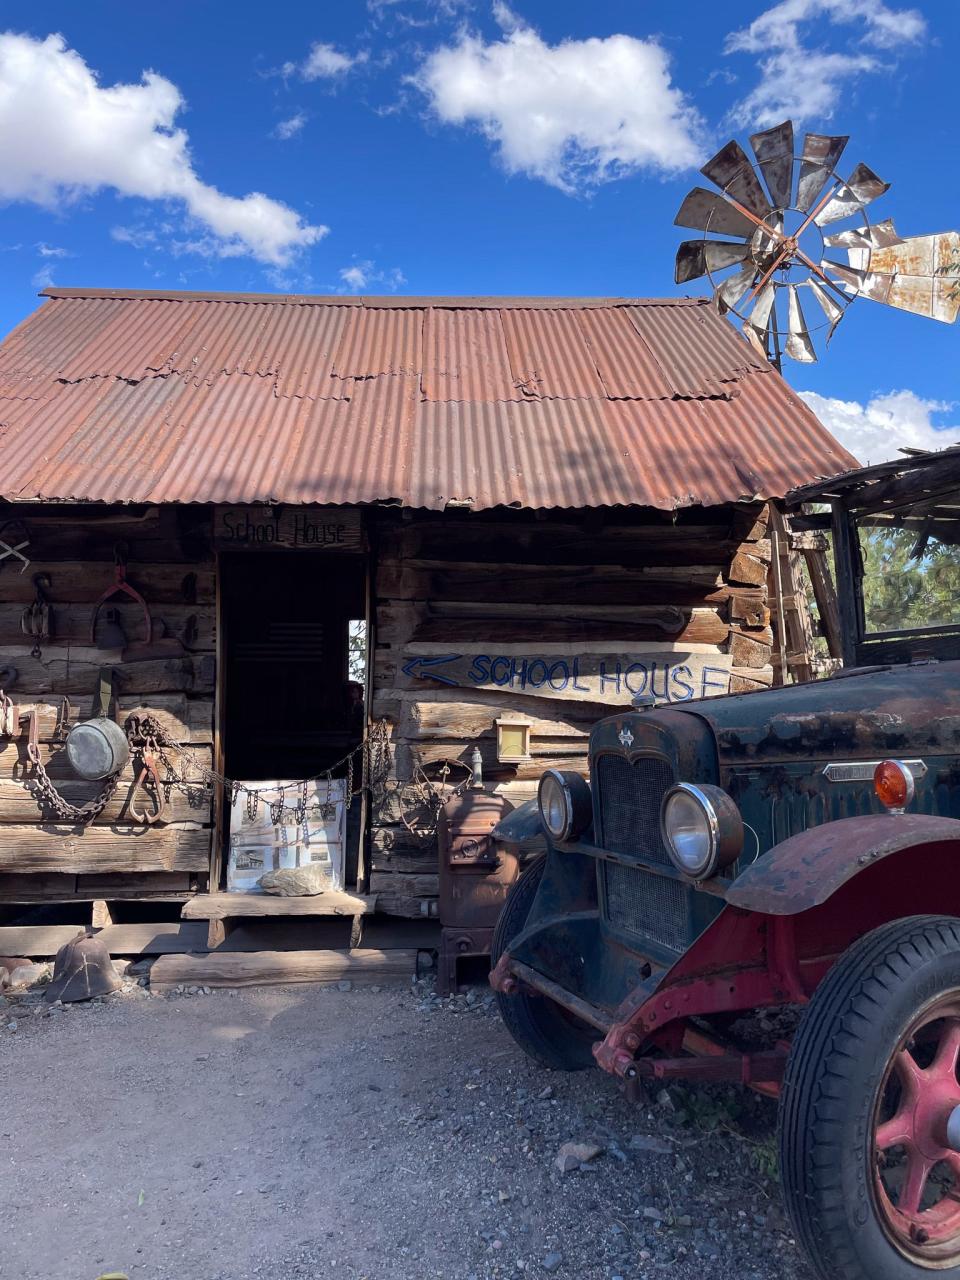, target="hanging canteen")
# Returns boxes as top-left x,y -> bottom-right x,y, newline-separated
66,717 -> 129,780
